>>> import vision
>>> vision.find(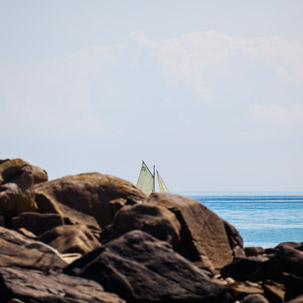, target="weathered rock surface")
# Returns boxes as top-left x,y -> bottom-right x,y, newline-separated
0,159 -> 39,216
65,230 -> 228,303
35,173 -> 145,230
147,193 -> 245,269
0,226 -> 67,269
0,266 -> 125,303
12,212 -> 64,235
37,224 -> 102,255
100,203 -> 181,247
